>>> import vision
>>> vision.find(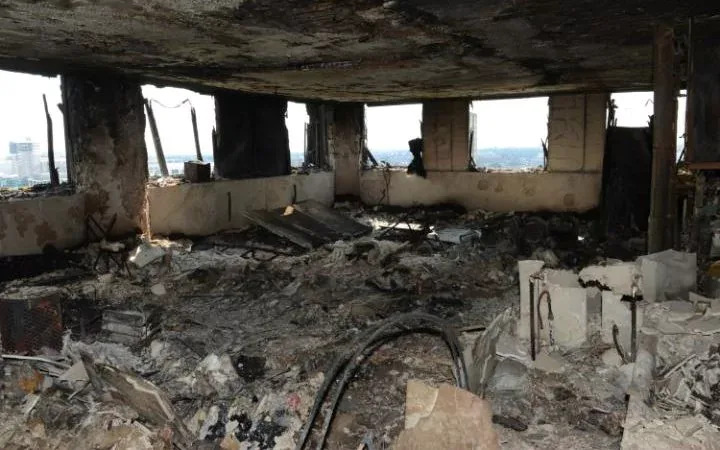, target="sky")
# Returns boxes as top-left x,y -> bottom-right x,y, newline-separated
0,69 -> 688,159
